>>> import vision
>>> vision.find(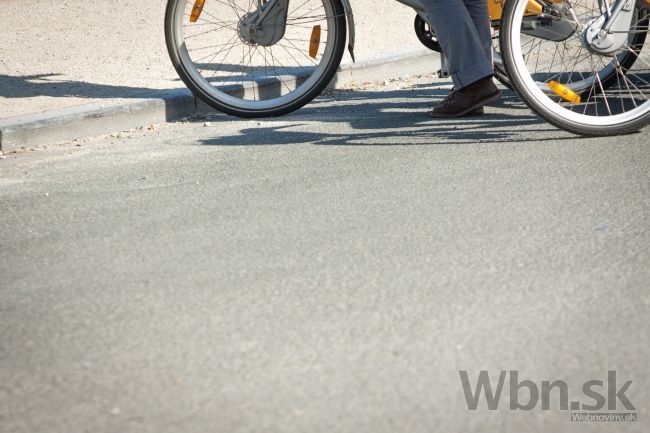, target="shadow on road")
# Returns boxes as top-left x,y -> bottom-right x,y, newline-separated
0,73 -> 165,100
198,88 -> 575,146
